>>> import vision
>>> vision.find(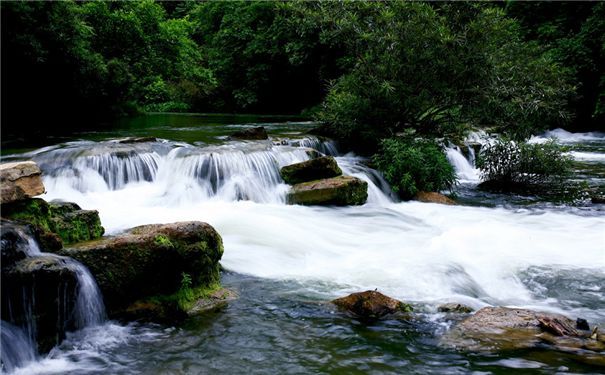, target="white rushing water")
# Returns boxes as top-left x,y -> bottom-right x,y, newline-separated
31,137 -> 605,322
